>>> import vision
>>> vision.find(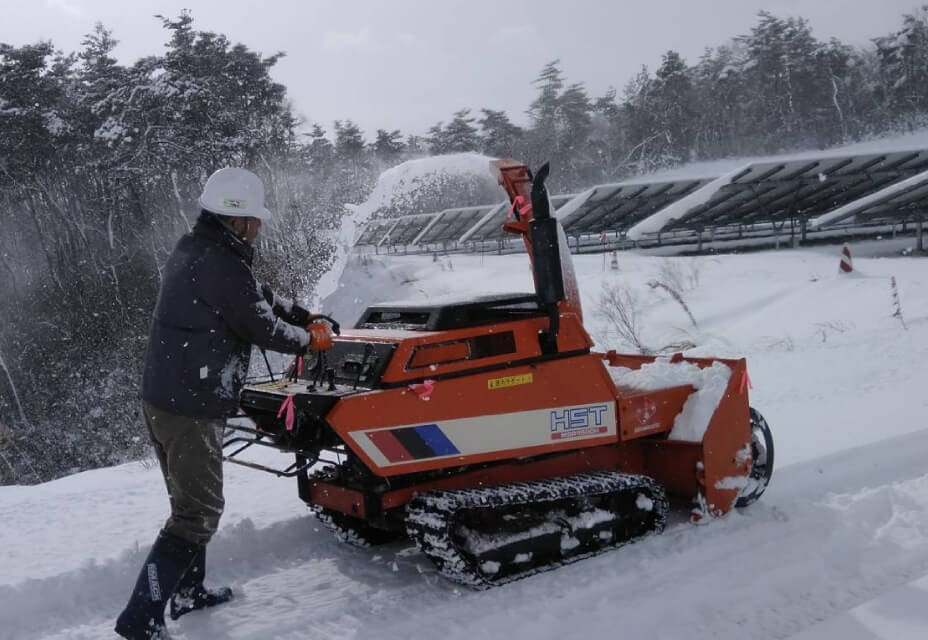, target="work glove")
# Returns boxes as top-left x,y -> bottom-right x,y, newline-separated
290,303 -> 311,326
307,320 -> 335,351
